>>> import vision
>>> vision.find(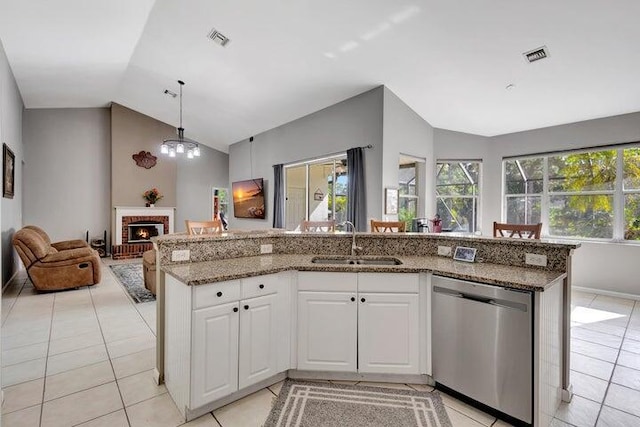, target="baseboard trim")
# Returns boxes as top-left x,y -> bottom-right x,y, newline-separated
2,269 -> 21,294
573,285 -> 640,301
